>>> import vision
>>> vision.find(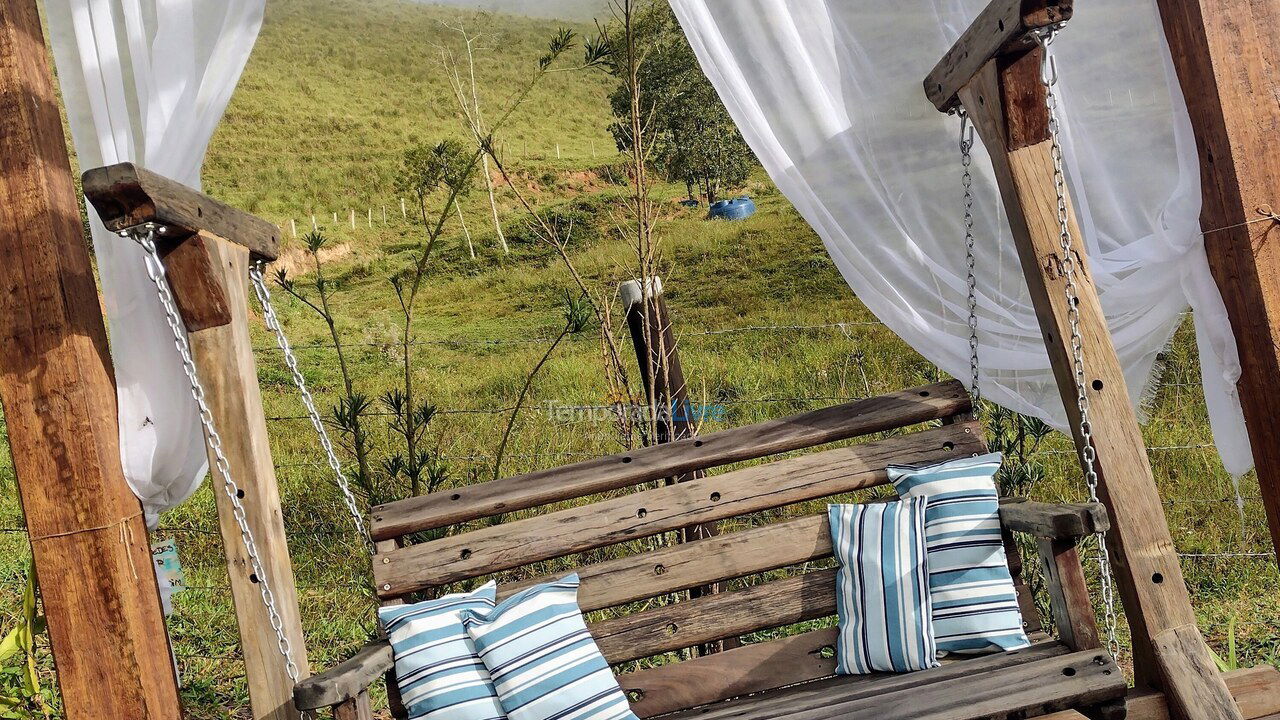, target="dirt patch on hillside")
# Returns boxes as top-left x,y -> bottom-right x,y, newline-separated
274,242 -> 353,278
490,168 -> 608,196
